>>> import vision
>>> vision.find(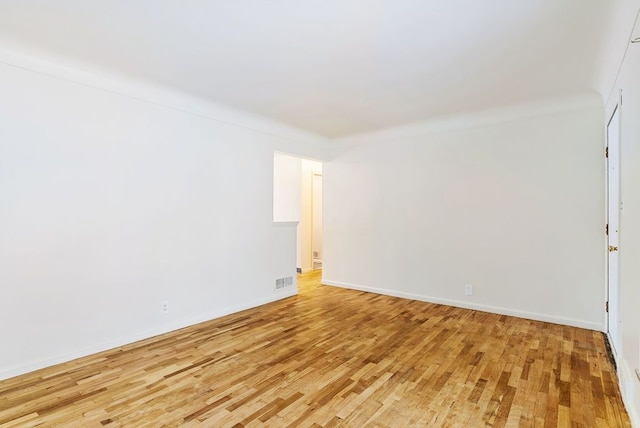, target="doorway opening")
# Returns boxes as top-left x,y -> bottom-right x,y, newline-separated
273,153 -> 323,273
